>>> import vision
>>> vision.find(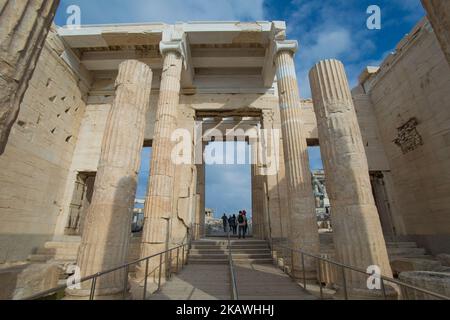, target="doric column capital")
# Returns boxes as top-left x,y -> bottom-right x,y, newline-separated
274,40 -> 299,57
159,40 -> 186,60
